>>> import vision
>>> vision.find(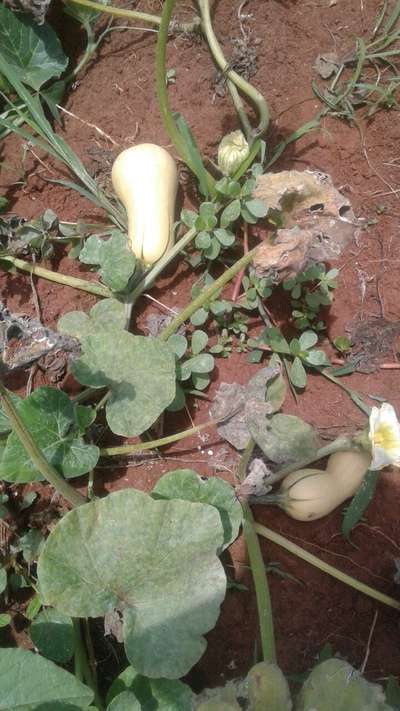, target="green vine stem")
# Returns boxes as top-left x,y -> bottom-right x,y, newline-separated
128,227 -> 197,306
269,436 -> 362,484
73,619 -> 104,710
66,0 -> 162,26
155,0 -> 215,195
0,383 -> 86,508
254,522 -> 400,611
73,620 -> 84,683
1,256 -> 112,298
100,419 -> 213,457
239,439 -> 276,662
65,0 -> 201,32
82,619 -> 103,710
197,0 -> 269,142
159,246 -> 258,341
